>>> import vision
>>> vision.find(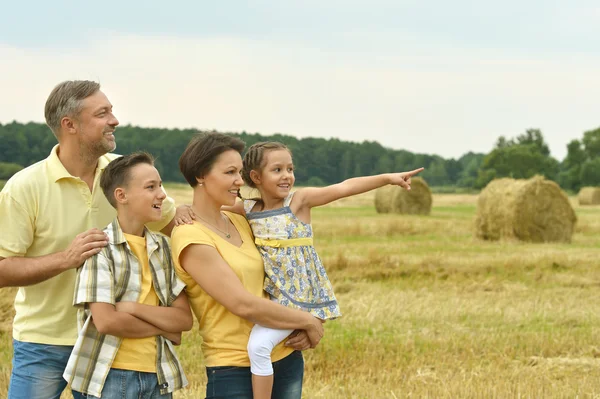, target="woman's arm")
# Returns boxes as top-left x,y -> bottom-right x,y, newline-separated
115,292 -> 193,333
180,243 -> 324,346
293,168 -> 424,210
